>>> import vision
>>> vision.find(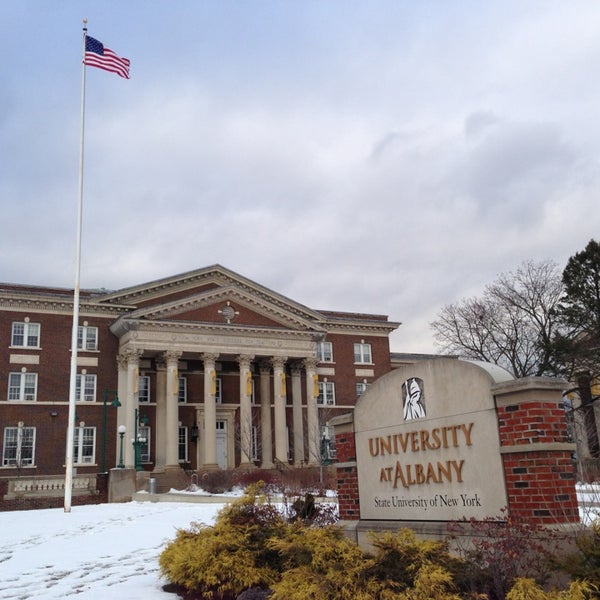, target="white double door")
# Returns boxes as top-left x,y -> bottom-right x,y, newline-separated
216,420 -> 227,469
